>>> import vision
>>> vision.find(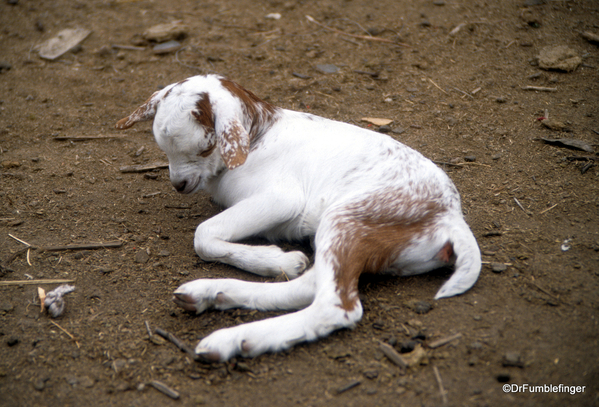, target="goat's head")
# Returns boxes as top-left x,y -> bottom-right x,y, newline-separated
115,75 -> 277,194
